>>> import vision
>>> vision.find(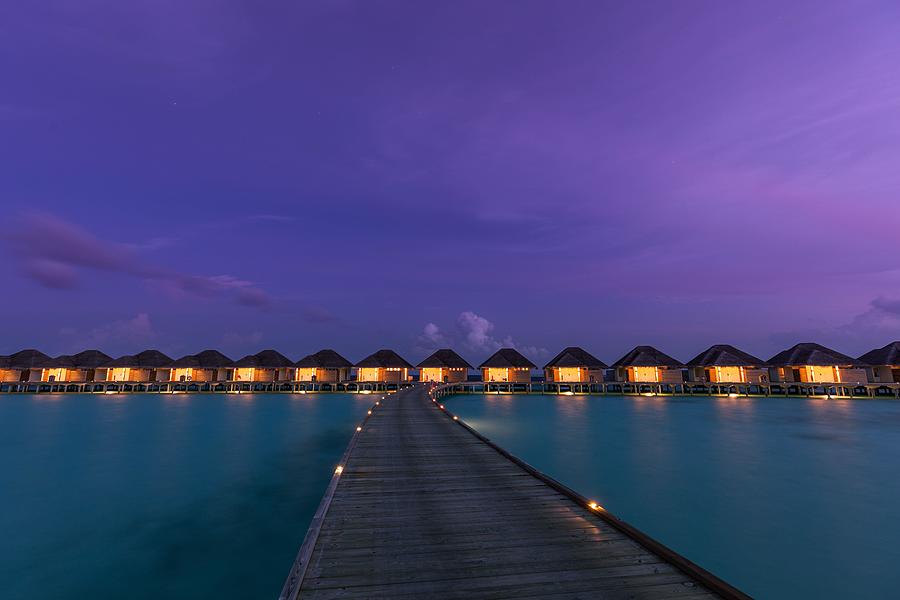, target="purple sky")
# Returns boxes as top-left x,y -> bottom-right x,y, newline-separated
2,1 -> 900,365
